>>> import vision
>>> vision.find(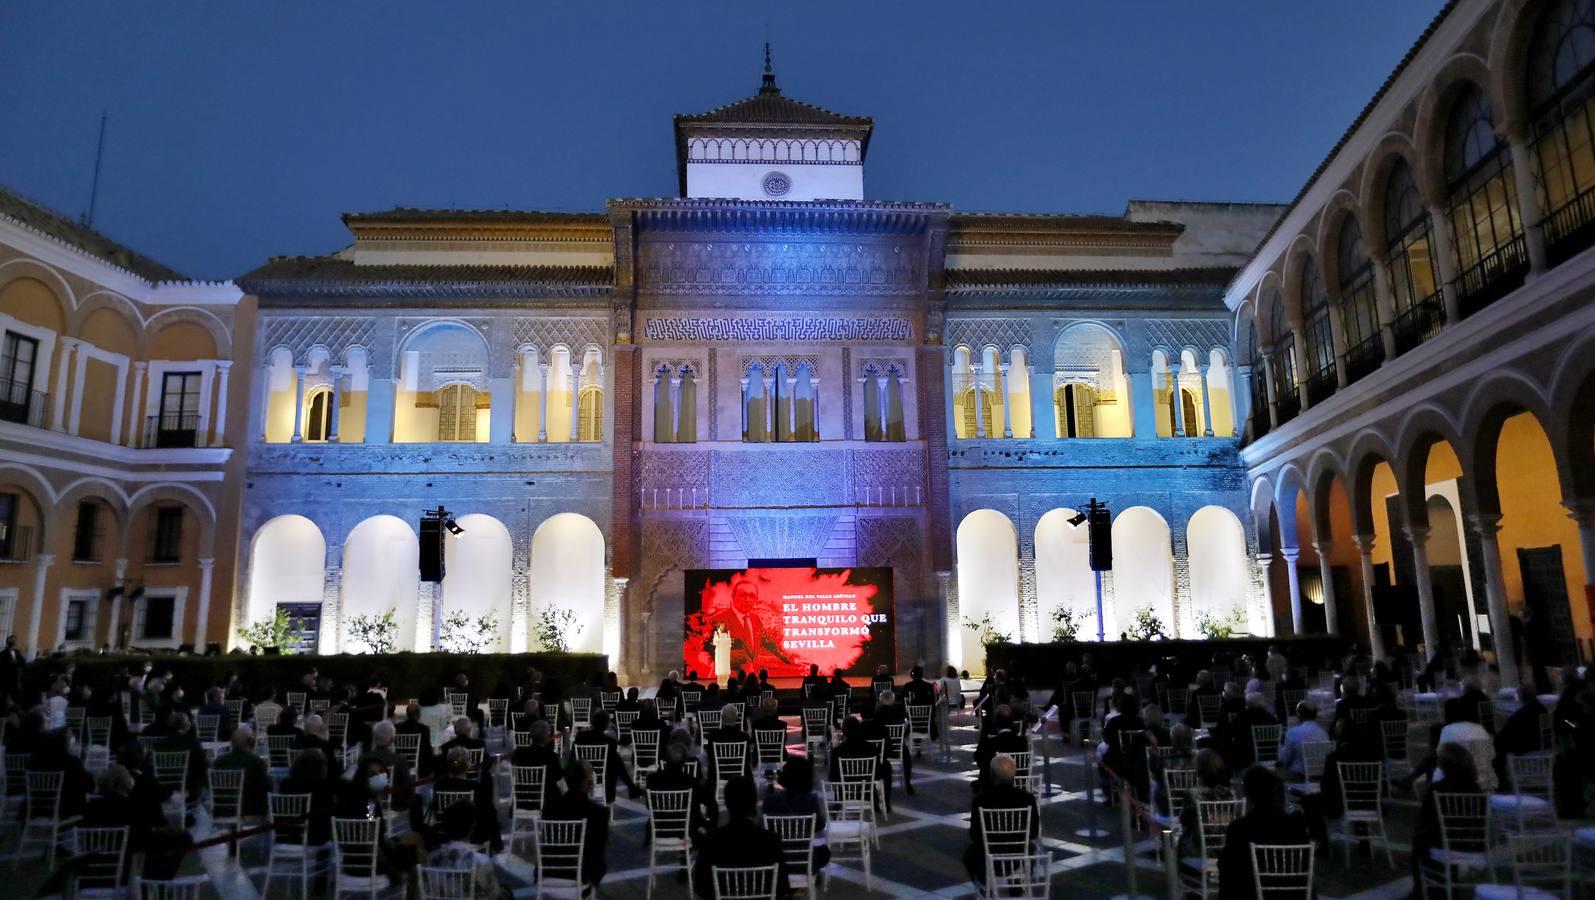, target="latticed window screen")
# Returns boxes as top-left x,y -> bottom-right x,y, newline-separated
436,384 -> 477,442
